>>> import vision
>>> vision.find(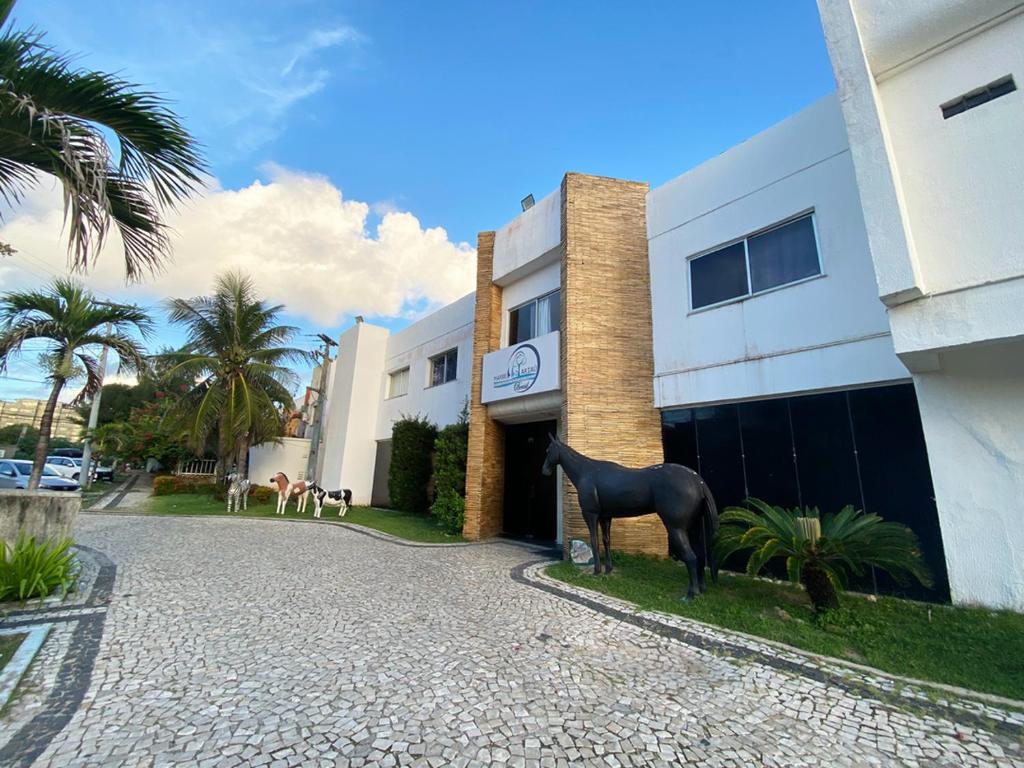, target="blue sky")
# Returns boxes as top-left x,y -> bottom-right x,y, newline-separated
0,0 -> 835,401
